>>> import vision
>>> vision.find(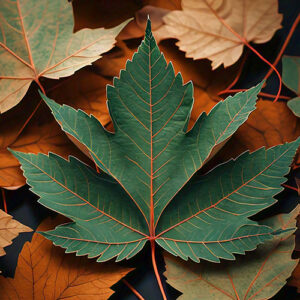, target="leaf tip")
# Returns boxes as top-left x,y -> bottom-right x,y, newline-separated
146,16 -> 152,36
